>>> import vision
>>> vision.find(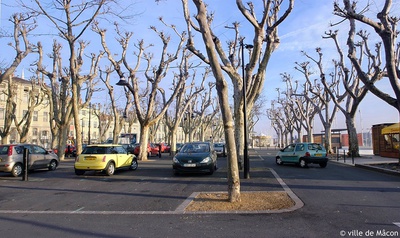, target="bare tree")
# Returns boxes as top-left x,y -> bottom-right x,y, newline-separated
322,31 -> 370,157
163,57 -> 206,156
181,0 -> 294,173
14,78 -> 47,142
36,40 -> 102,160
297,50 -> 341,154
0,76 -> 17,144
0,13 -> 36,85
95,20 -> 187,161
334,0 -> 400,113
21,0 -> 131,156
